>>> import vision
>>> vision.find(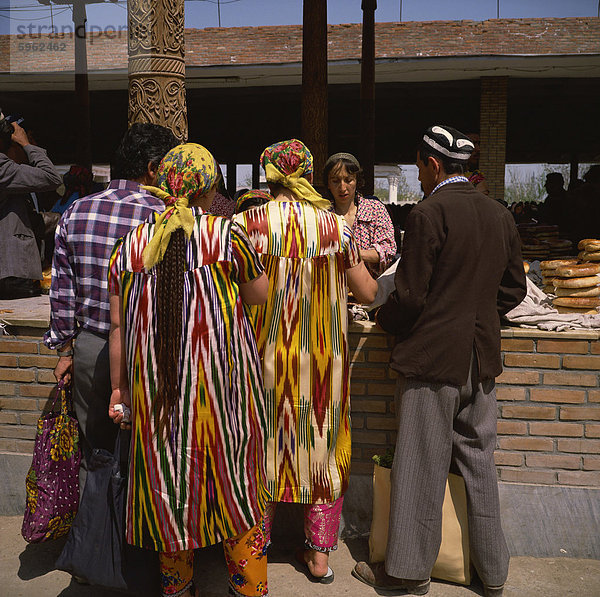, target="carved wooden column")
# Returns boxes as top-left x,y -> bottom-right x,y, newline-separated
361,0 -> 376,195
301,0 -> 328,187
127,0 -> 188,142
